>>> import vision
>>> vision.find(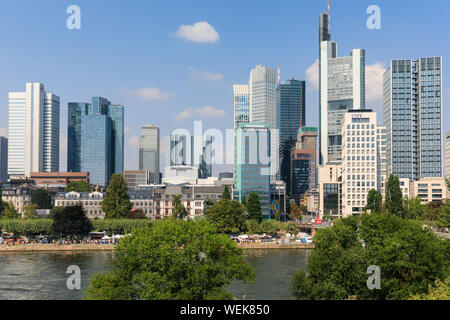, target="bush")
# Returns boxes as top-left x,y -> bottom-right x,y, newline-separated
0,219 -> 53,236
91,219 -> 152,236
